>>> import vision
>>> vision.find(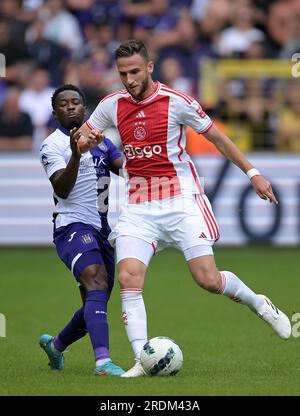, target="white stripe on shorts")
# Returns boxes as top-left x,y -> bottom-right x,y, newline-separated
71,252 -> 82,274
